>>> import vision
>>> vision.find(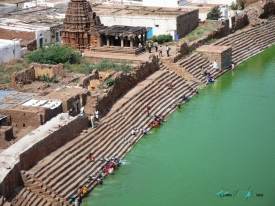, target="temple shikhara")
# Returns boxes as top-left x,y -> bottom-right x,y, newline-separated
62,0 -> 148,53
